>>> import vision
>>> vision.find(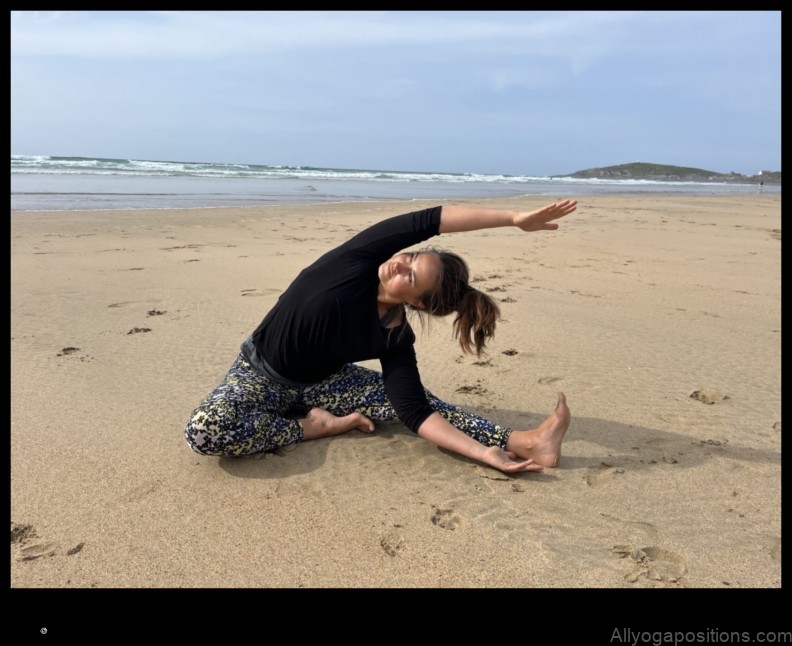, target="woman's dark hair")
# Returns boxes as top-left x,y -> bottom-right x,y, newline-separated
409,247 -> 501,356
